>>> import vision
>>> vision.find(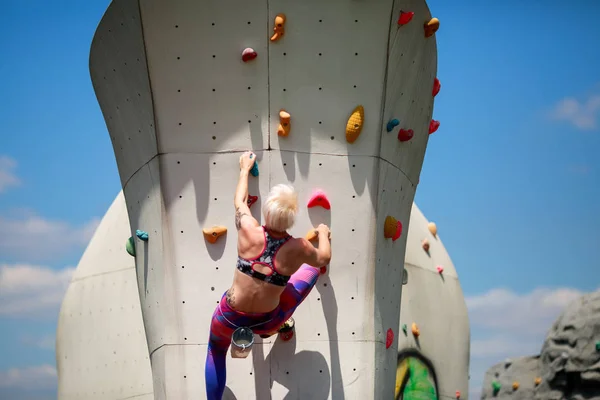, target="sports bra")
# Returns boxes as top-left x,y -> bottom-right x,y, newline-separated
236,226 -> 292,287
